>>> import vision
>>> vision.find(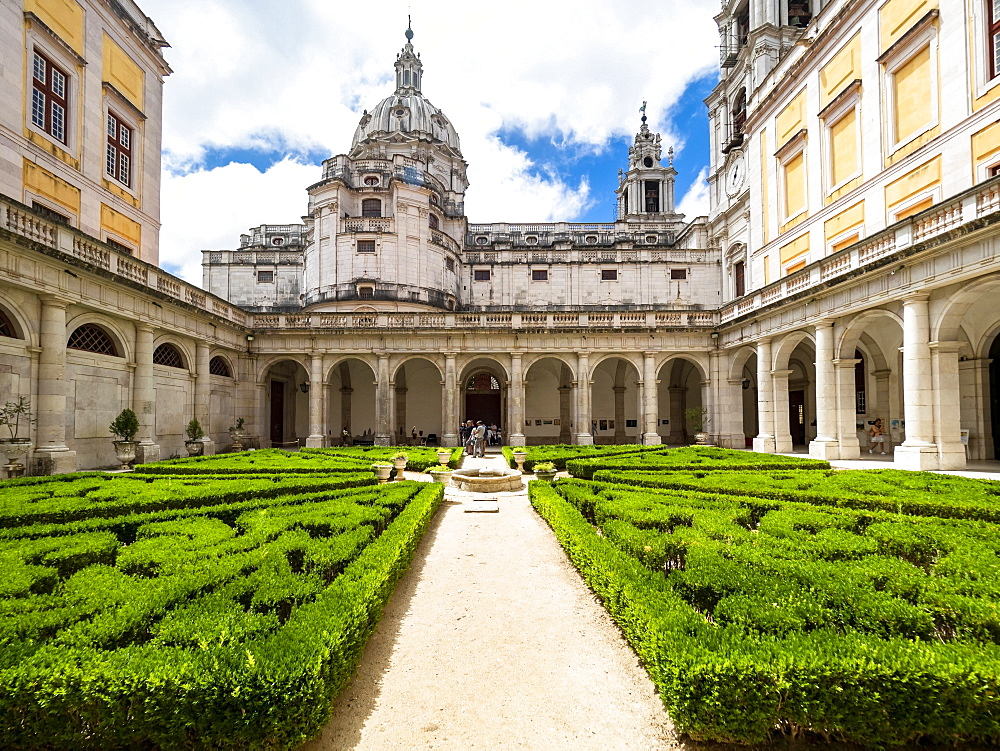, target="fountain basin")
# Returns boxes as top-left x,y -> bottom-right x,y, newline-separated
450,467 -> 524,492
